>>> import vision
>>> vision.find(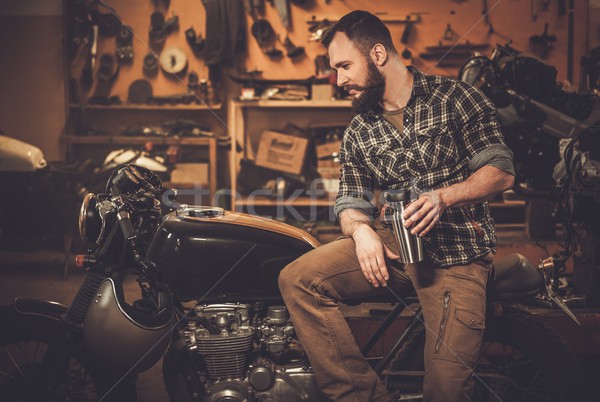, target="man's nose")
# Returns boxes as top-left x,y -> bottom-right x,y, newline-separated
336,73 -> 347,88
